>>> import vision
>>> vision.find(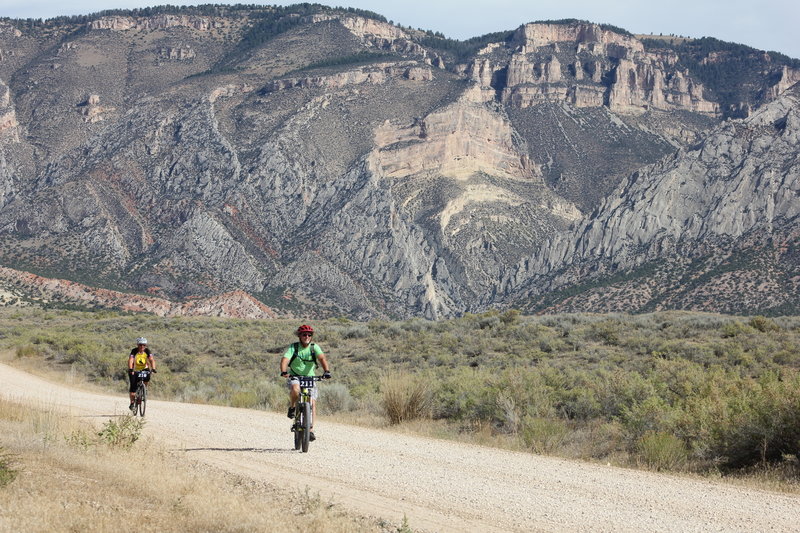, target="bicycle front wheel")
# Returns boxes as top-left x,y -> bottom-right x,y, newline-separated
301,402 -> 311,453
138,385 -> 147,416
293,412 -> 302,450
